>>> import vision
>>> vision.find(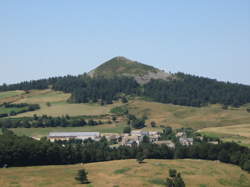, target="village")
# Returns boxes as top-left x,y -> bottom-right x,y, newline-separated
47,129 -> 199,148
